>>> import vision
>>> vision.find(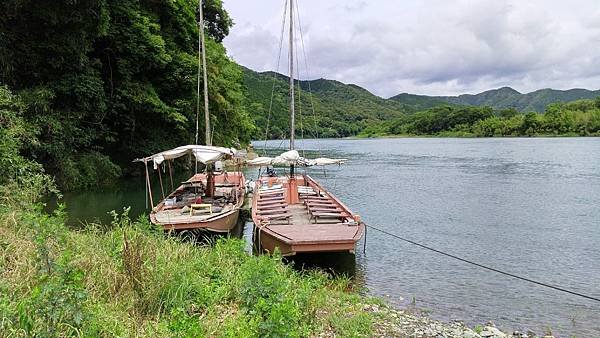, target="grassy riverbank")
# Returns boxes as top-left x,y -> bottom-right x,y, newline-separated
0,202 -> 386,336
